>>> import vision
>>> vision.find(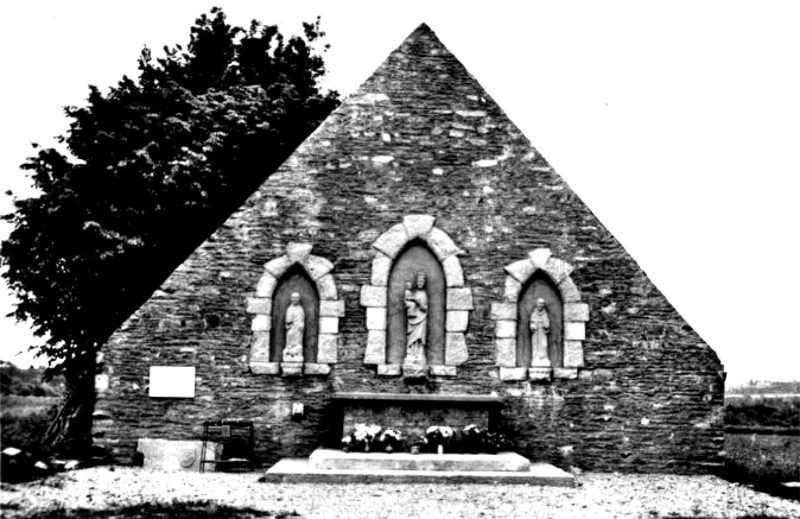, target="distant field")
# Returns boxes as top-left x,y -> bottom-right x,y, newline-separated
1,395 -> 61,417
